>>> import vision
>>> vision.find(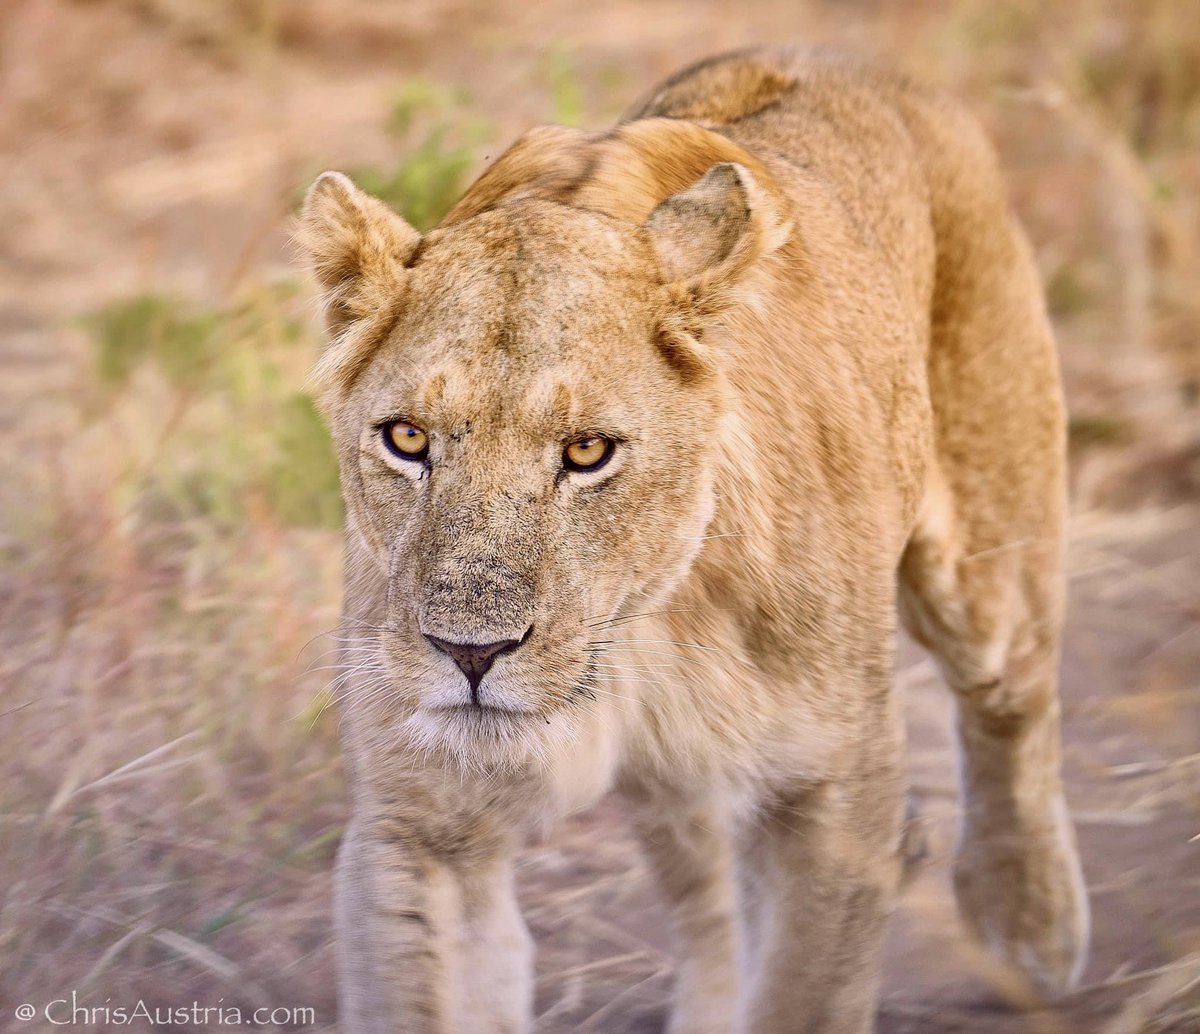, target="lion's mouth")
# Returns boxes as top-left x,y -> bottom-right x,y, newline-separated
430,701 -> 536,717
